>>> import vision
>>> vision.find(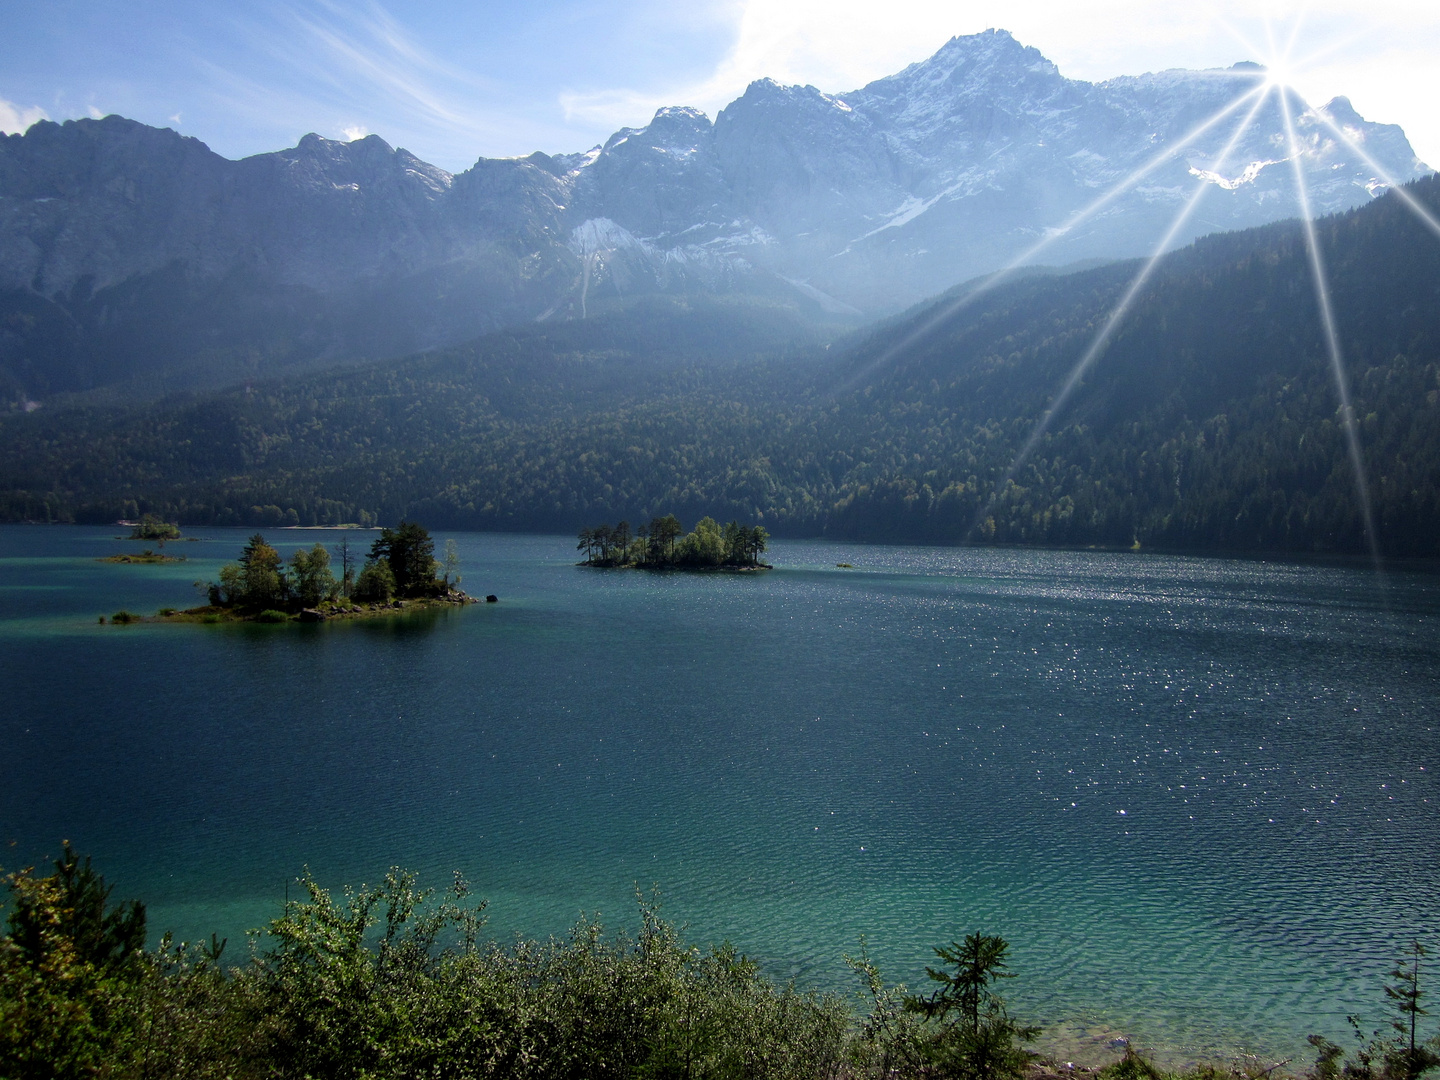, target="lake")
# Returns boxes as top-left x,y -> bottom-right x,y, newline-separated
2,525 -> 1437,1066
